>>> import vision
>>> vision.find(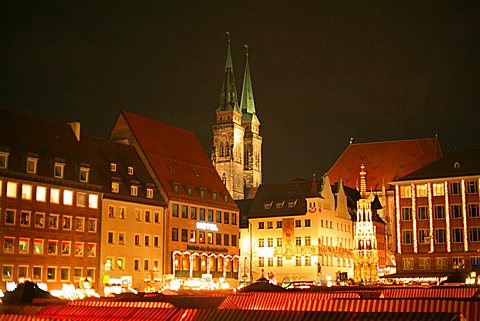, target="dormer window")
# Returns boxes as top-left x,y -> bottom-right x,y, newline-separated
110,163 -> 117,172
200,189 -> 206,199
264,201 -> 273,210
288,200 -> 298,208
167,164 -> 173,172
146,188 -> 154,199
54,162 -> 65,178
187,186 -> 192,196
224,194 -> 228,203
130,185 -> 138,196
276,201 -> 285,209
26,157 -> 38,174
111,182 -> 119,193
212,192 -> 217,201
128,166 -> 134,175
173,184 -> 179,194
0,152 -> 9,169
79,167 -> 90,183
